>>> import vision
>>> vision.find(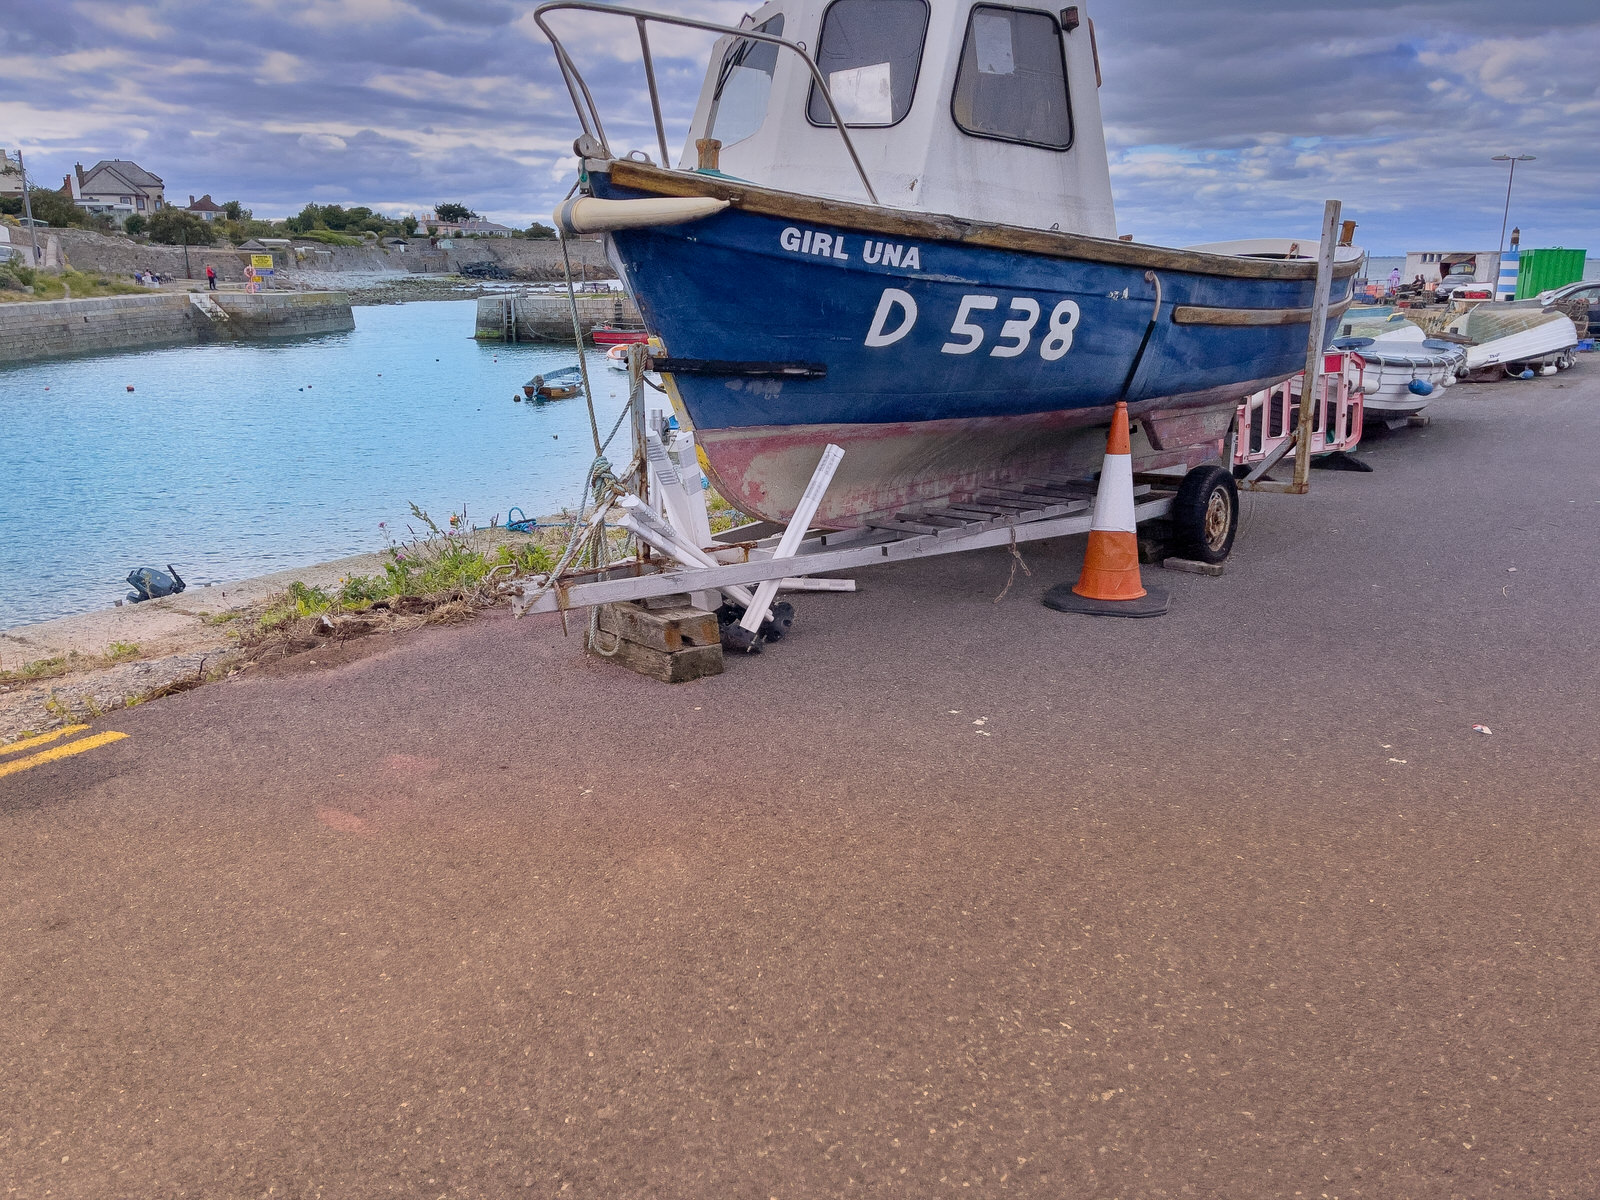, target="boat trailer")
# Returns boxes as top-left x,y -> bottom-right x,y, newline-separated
514,345 -> 1186,646
514,203 -> 1350,652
